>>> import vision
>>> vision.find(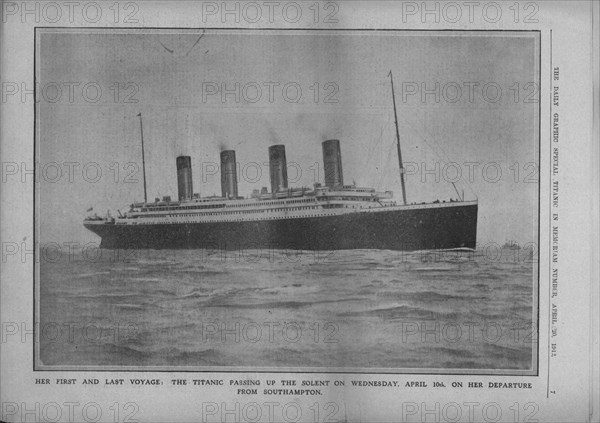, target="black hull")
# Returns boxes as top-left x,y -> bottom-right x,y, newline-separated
84,204 -> 477,251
